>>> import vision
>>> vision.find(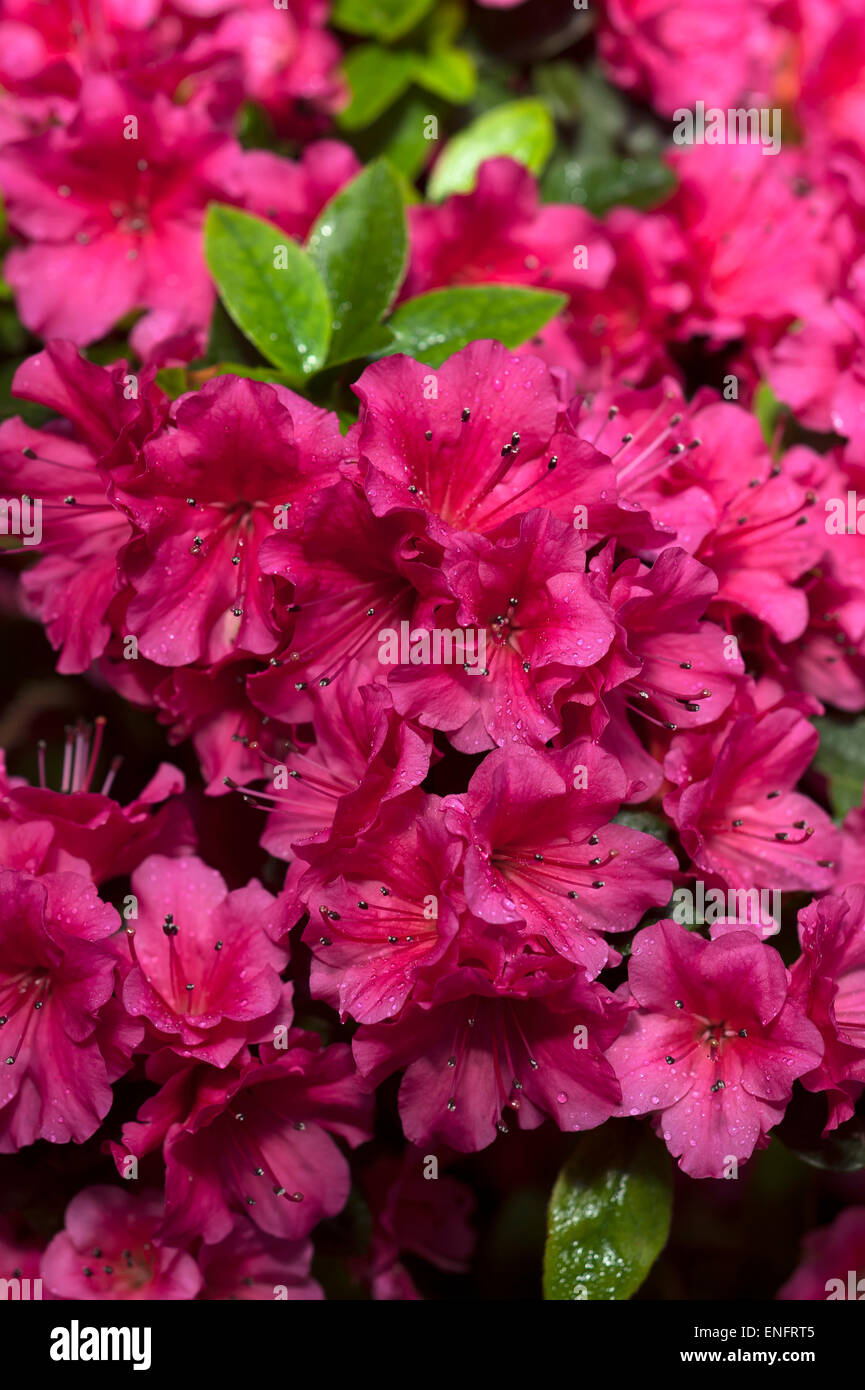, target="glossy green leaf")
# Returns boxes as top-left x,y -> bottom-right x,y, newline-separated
544,1123 -> 672,1301
339,45 -> 416,130
381,284 -> 565,366
307,161 -> 407,364
204,205 -> 331,380
428,98 -> 555,200
332,0 -> 434,41
814,714 -> 865,819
